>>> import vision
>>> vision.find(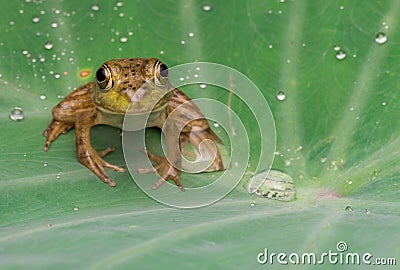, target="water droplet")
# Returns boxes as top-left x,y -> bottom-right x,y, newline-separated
54,73 -> 61,79
333,44 -> 341,51
382,101 -> 387,106
336,50 -> 346,60
73,205 -> 79,211
375,32 -> 387,44
199,83 -> 207,89
371,171 -> 379,180
339,5 -> 345,10
9,21 -> 15,26
116,1 -> 123,7
56,173 -> 61,179
213,122 -> 220,128
119,36 -> 128,43
180,40 -> 186,45
276,91 -> 286,101
32,16 -> 40,23
365,208 -> 370,214
79,70 -> 91,78
188,32 -> 195,37
44,41 -> 54,50
202,4 -> 212,11
9,107 -> 24,121
50,22 -> 58,28
250,200 -> 256,206
119,12 -> 125,17
22,49 -> 29,55
159,50 -> 164,55
39,94 -> 47,100
346,180 -> 352,185
43,162 -> 48,167
345,205 -> 353,212
91,4 -> 100,11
